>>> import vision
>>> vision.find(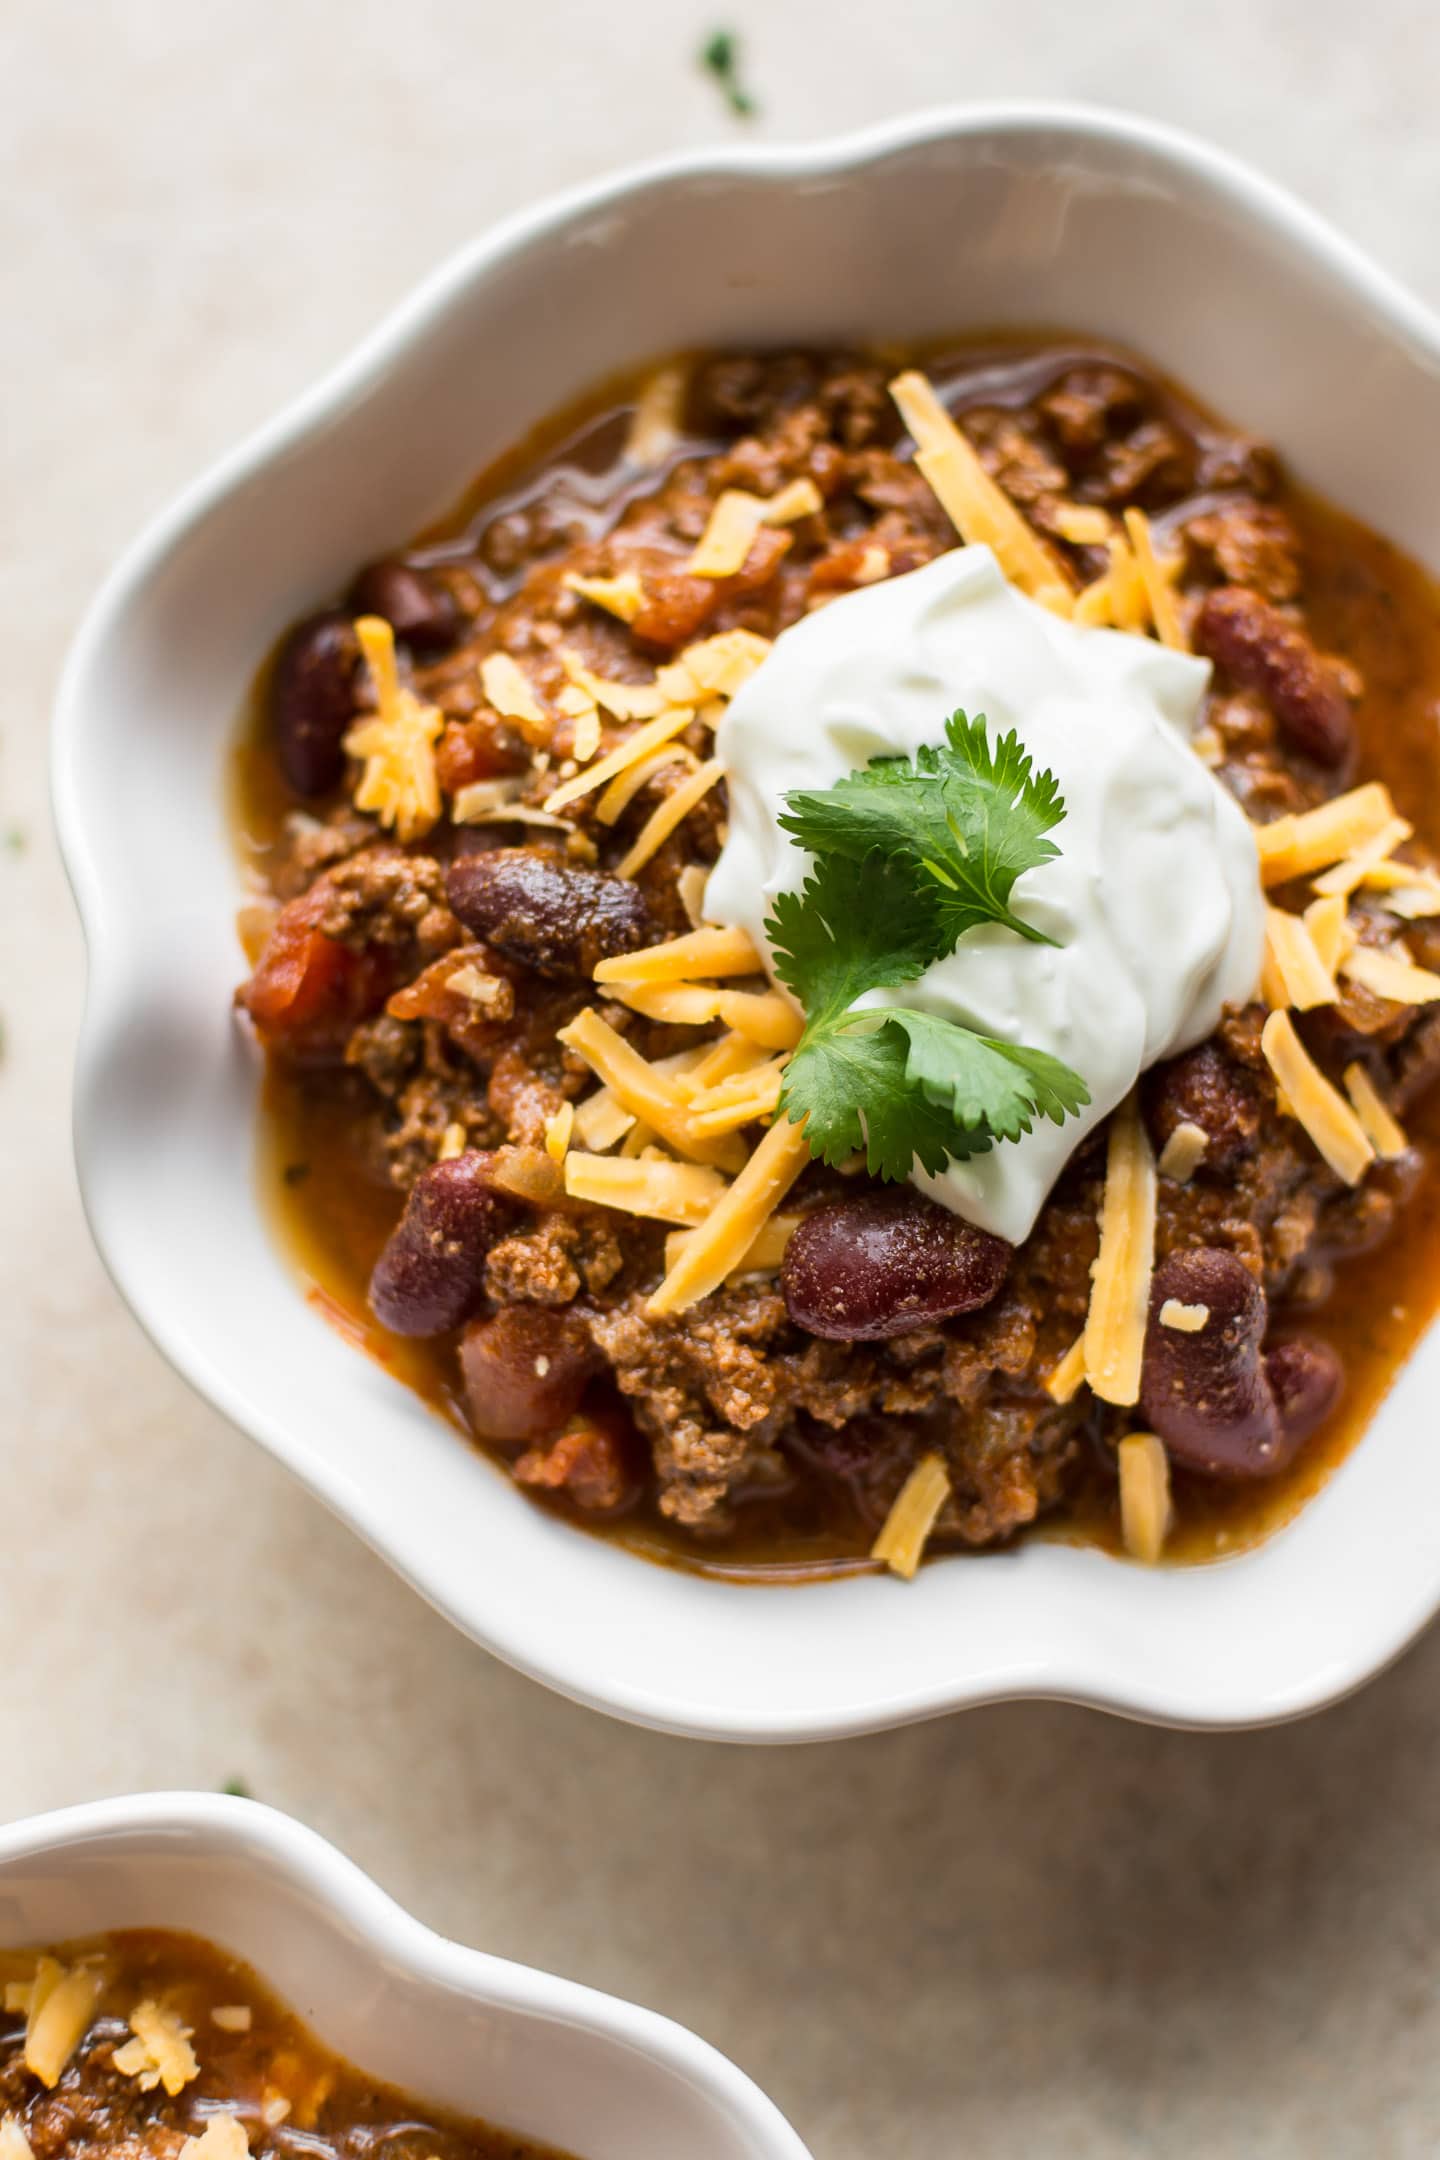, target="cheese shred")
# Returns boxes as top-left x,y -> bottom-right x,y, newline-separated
594,924 -> 763,985
871,1454 -> 951,1580
563,1152 -> 728,1226
1118,1433 -> 1172,1564
889,371 -> 1073,609
1261,1010 -> 1375,1184
557,1009 -> 742,1170
1342,1063 -> 1409,1160
1082,1092 -> 1157,1407
1043,1332 -> 1088,1405
647,1114 -> 813,1315
616,758 -> 727,877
